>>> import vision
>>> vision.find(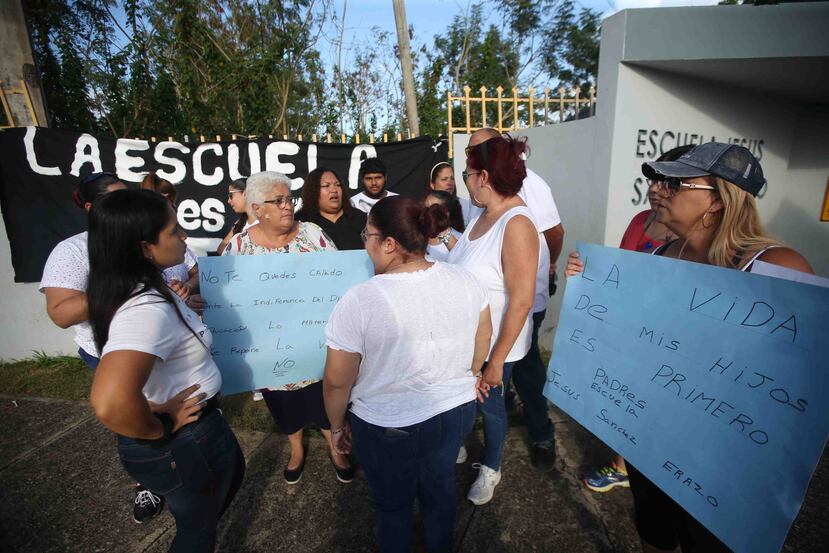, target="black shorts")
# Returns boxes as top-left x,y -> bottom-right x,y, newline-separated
262,381 -> 331,435
627,464 -> 731,552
